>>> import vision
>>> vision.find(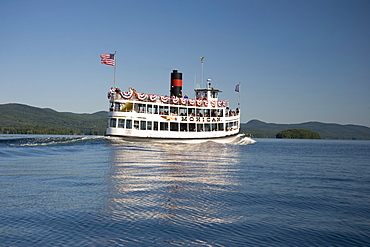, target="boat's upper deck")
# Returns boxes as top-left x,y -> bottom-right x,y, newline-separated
109,87 -> 229,108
